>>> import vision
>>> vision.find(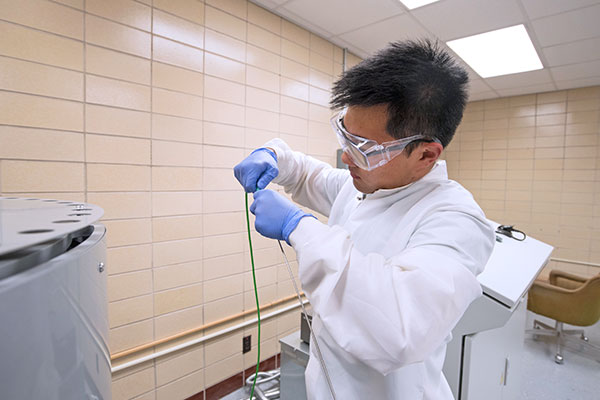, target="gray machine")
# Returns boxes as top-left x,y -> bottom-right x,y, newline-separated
0,197 -> 110,400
